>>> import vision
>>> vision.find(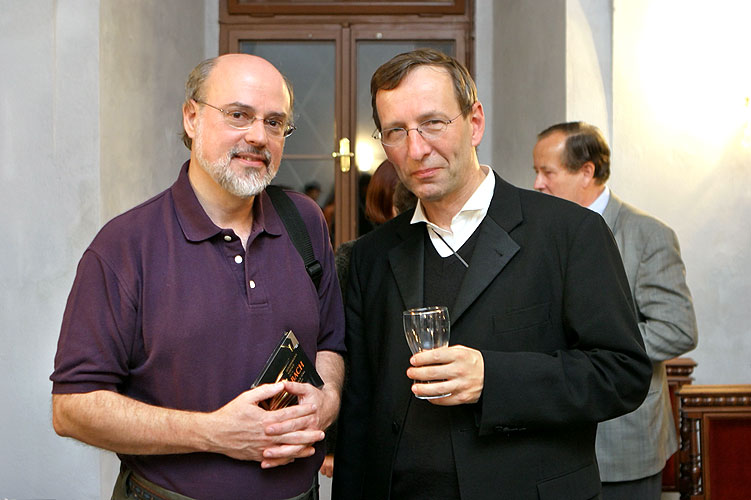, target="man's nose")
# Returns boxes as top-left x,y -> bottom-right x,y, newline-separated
243,119 -> 268,145
533,173 -> 545,191
405,129 -> 431,160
